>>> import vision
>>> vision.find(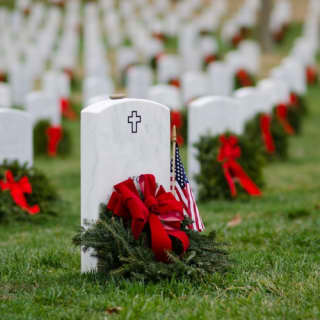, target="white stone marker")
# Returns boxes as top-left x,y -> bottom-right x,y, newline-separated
81,97 -> 170,272
188,96 -> 241,195
208,62 -> 234,96
0,109 -> 33,166
0,83 -> 11,108
126,65 -> 153,99
25,91 -> 61,126
148,84 -> 182,110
